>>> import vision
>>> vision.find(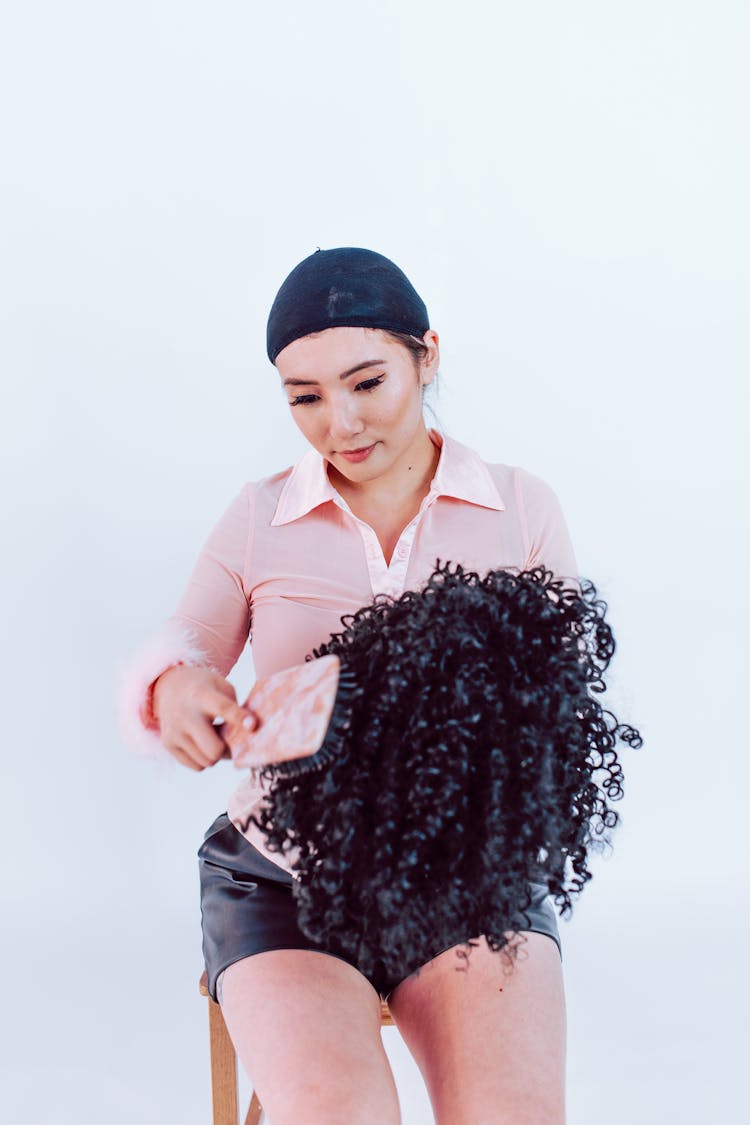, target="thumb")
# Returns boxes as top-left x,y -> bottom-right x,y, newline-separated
209,687 -> 259,734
